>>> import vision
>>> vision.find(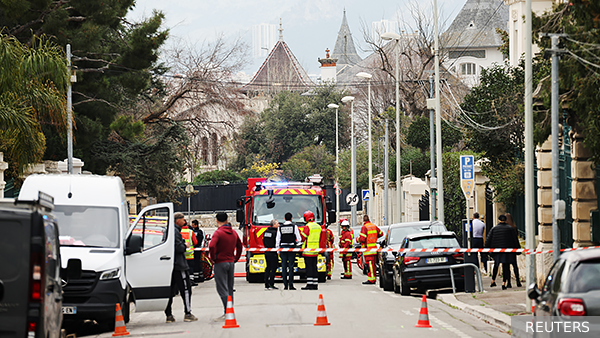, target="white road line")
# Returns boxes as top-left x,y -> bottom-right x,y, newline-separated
412,307 -> 472,338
